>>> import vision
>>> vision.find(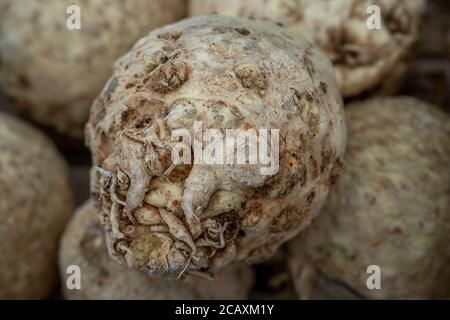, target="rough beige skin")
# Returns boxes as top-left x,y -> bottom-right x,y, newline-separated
190,0 -> 425,97
288,97 -> 450,299
59,200 -> 254,299
0,0 -> 186,138
0,112 -> 73,299
86,16 -> 346,278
